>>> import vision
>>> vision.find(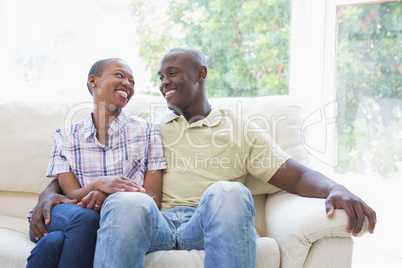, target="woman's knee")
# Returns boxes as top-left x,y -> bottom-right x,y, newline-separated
69,207 -> 100,228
